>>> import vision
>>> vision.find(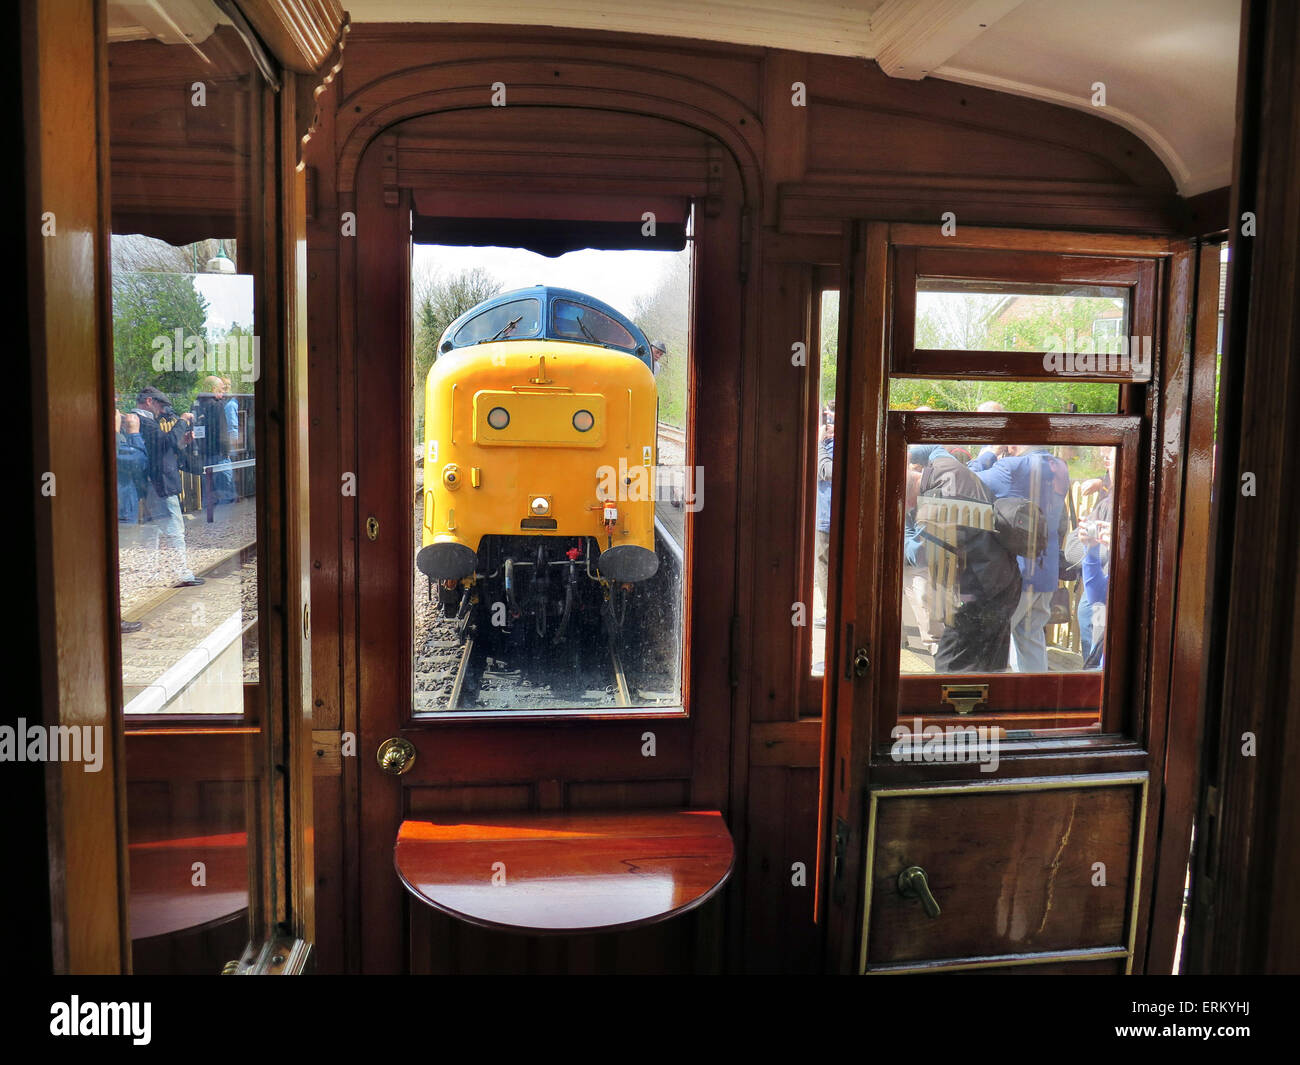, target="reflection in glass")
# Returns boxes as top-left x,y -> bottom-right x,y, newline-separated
915,279 -> 1128,353
901,442 -> 1116,677
115,260 -> 258,715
